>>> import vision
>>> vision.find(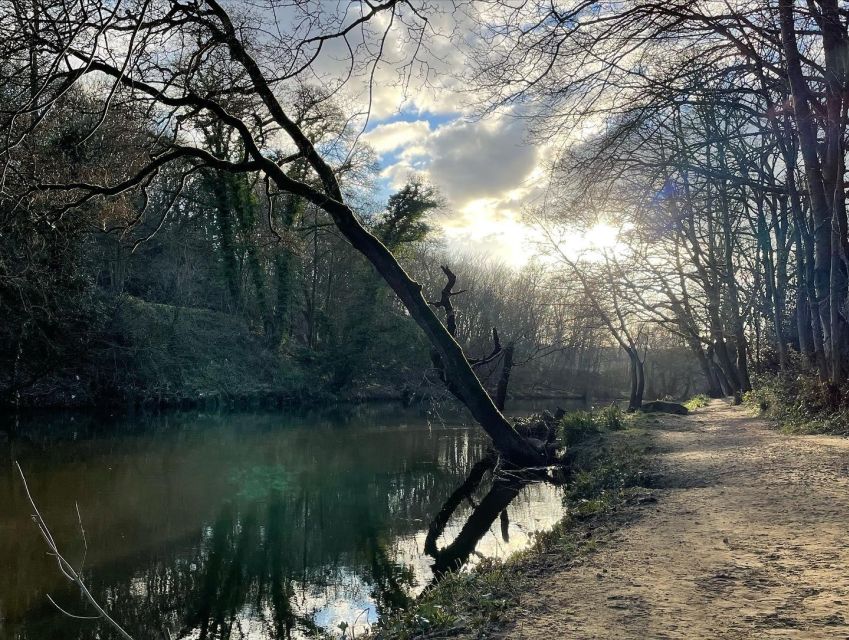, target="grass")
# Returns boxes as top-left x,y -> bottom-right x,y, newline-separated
683,394 -> 711,411
558,403 -> 625,446
367,409 -> 653,640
